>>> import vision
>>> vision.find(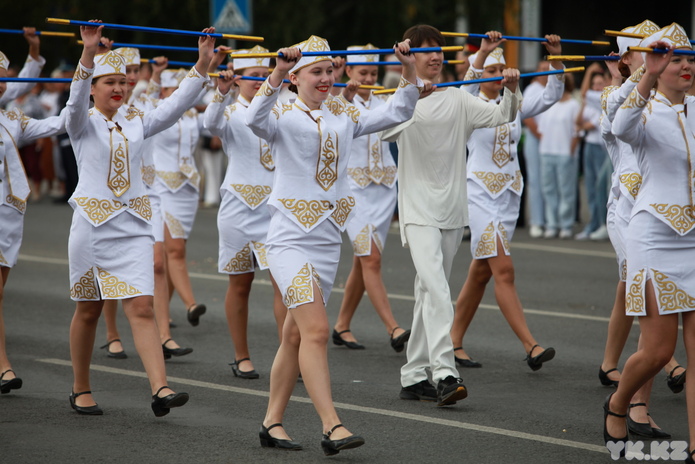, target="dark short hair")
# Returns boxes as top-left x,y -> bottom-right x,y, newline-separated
402,25 -> 445,48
